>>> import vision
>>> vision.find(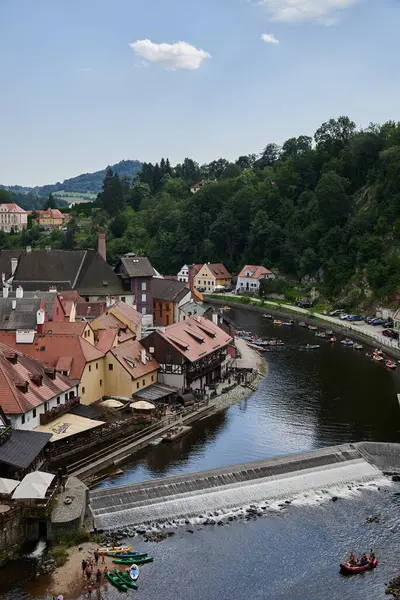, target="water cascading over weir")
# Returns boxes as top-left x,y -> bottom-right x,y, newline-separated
89,442 -> 400,530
